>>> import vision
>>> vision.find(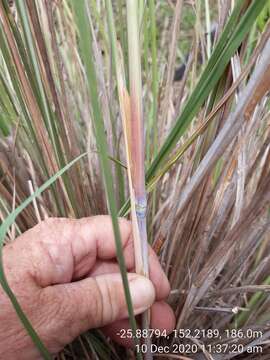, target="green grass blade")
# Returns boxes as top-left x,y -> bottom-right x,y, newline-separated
72,2 -> 141,358
234,276 -> 270,328
0,112 -> 10,136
